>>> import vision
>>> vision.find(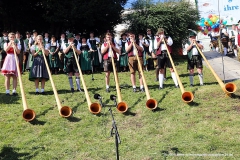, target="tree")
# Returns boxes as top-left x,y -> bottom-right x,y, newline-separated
0,0 -> 127,37
125,0 -> 200,49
